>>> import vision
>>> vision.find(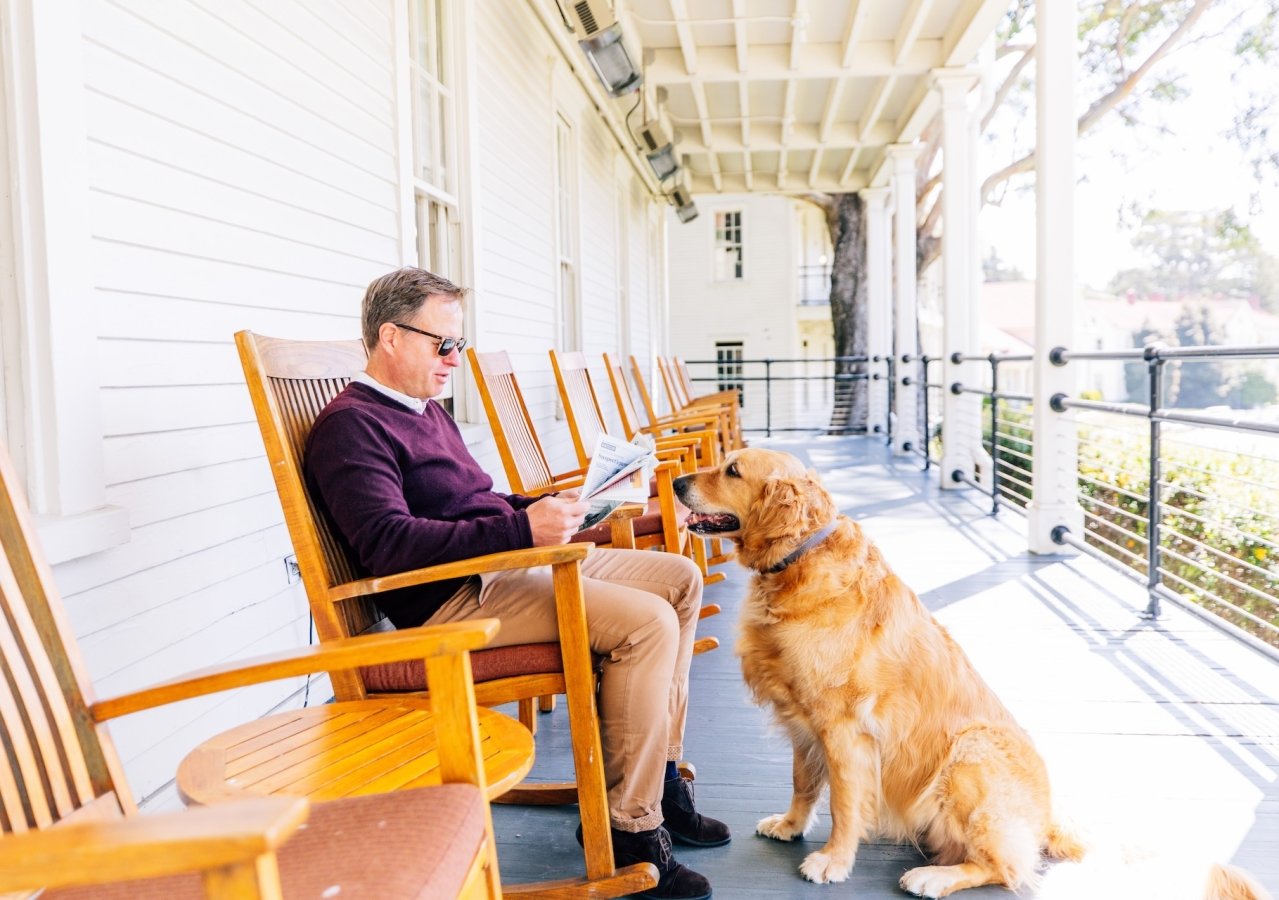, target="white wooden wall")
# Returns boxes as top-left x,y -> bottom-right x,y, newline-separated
8,0 -> 666,807
666,193 -> 801,419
